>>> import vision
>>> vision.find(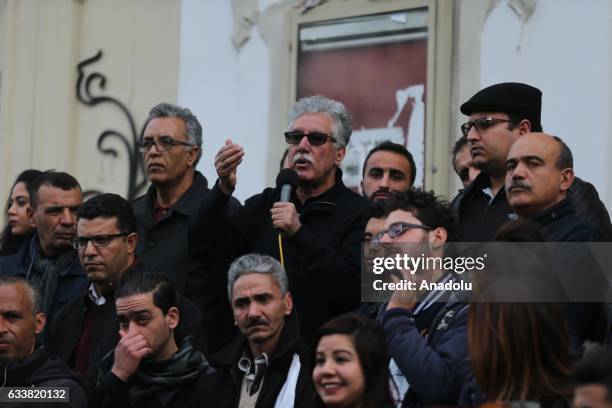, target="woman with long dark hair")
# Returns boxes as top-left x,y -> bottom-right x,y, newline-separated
465,292 -> 572,407
0,169 -> 42,256
311,313 -> 394,408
